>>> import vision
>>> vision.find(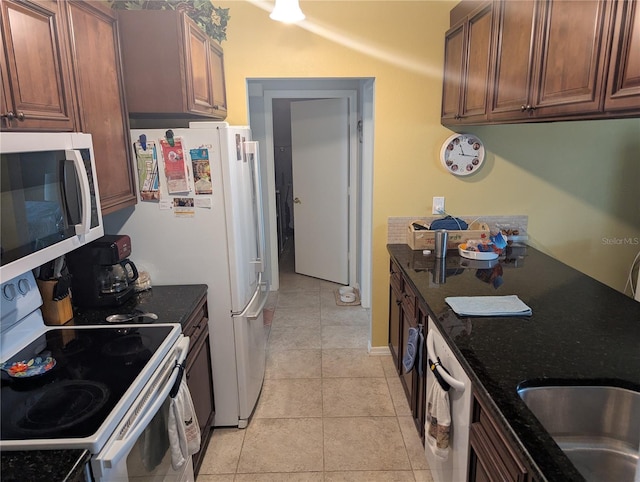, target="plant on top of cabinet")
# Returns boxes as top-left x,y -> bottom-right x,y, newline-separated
106,0 -> 230,43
